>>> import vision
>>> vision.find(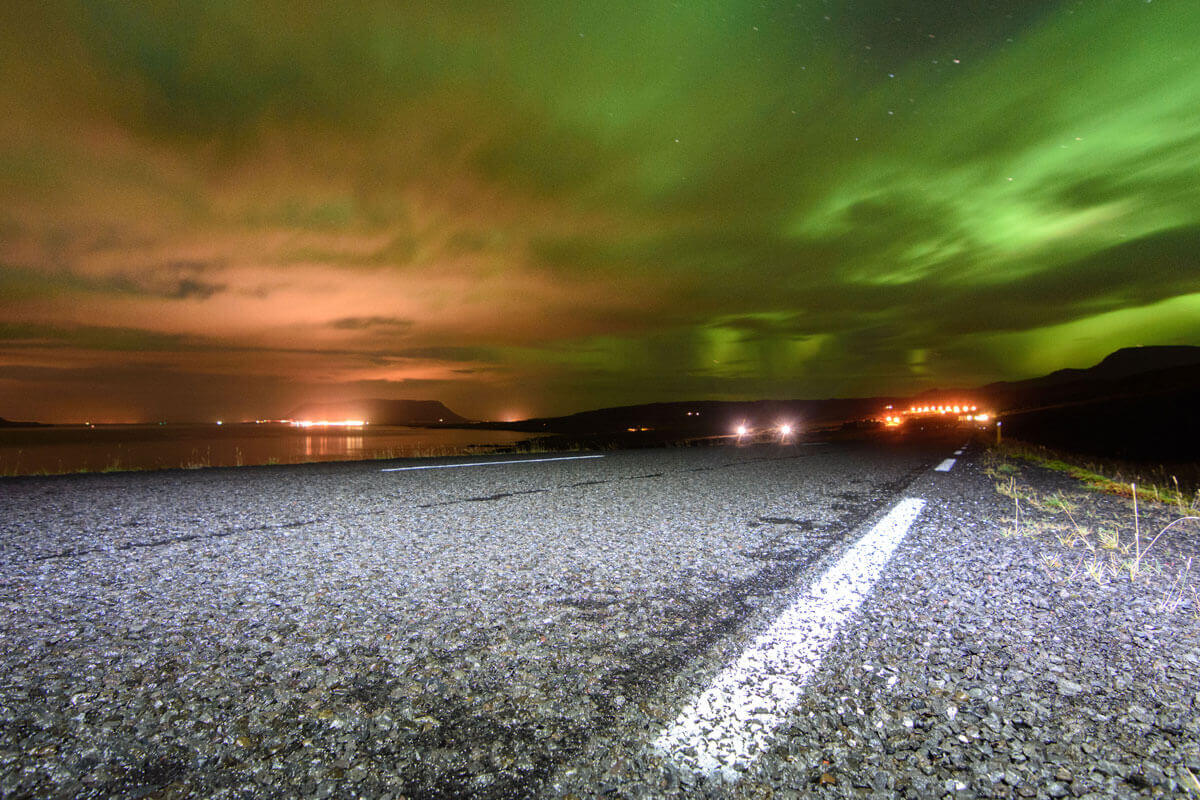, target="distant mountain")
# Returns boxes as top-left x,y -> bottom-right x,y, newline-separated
983,346 -> 1200,463
1074,345 -> 1200,380
981,345 -> 1200,413
473,397 -> 905,436
0,416 -> 48,428
287,399 -> 468,425
470,345 -> 1200,444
